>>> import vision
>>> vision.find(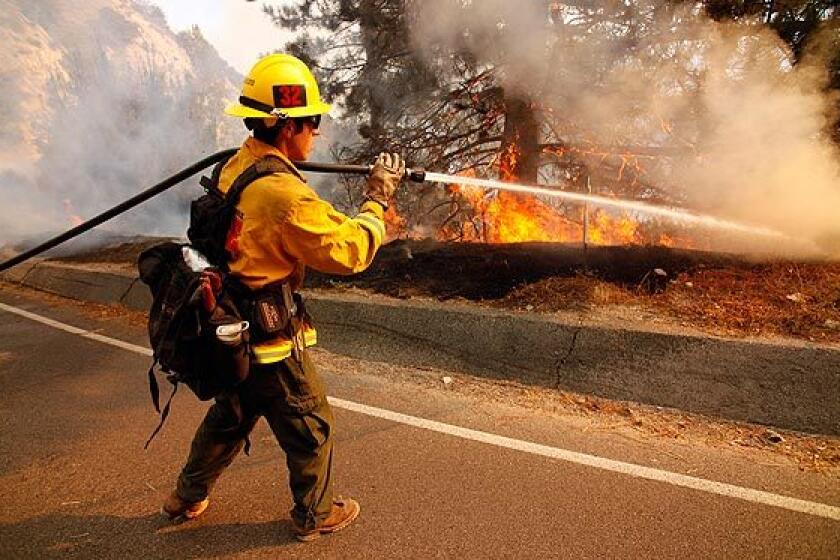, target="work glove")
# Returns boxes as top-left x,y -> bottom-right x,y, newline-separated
364,152 -> 405,209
